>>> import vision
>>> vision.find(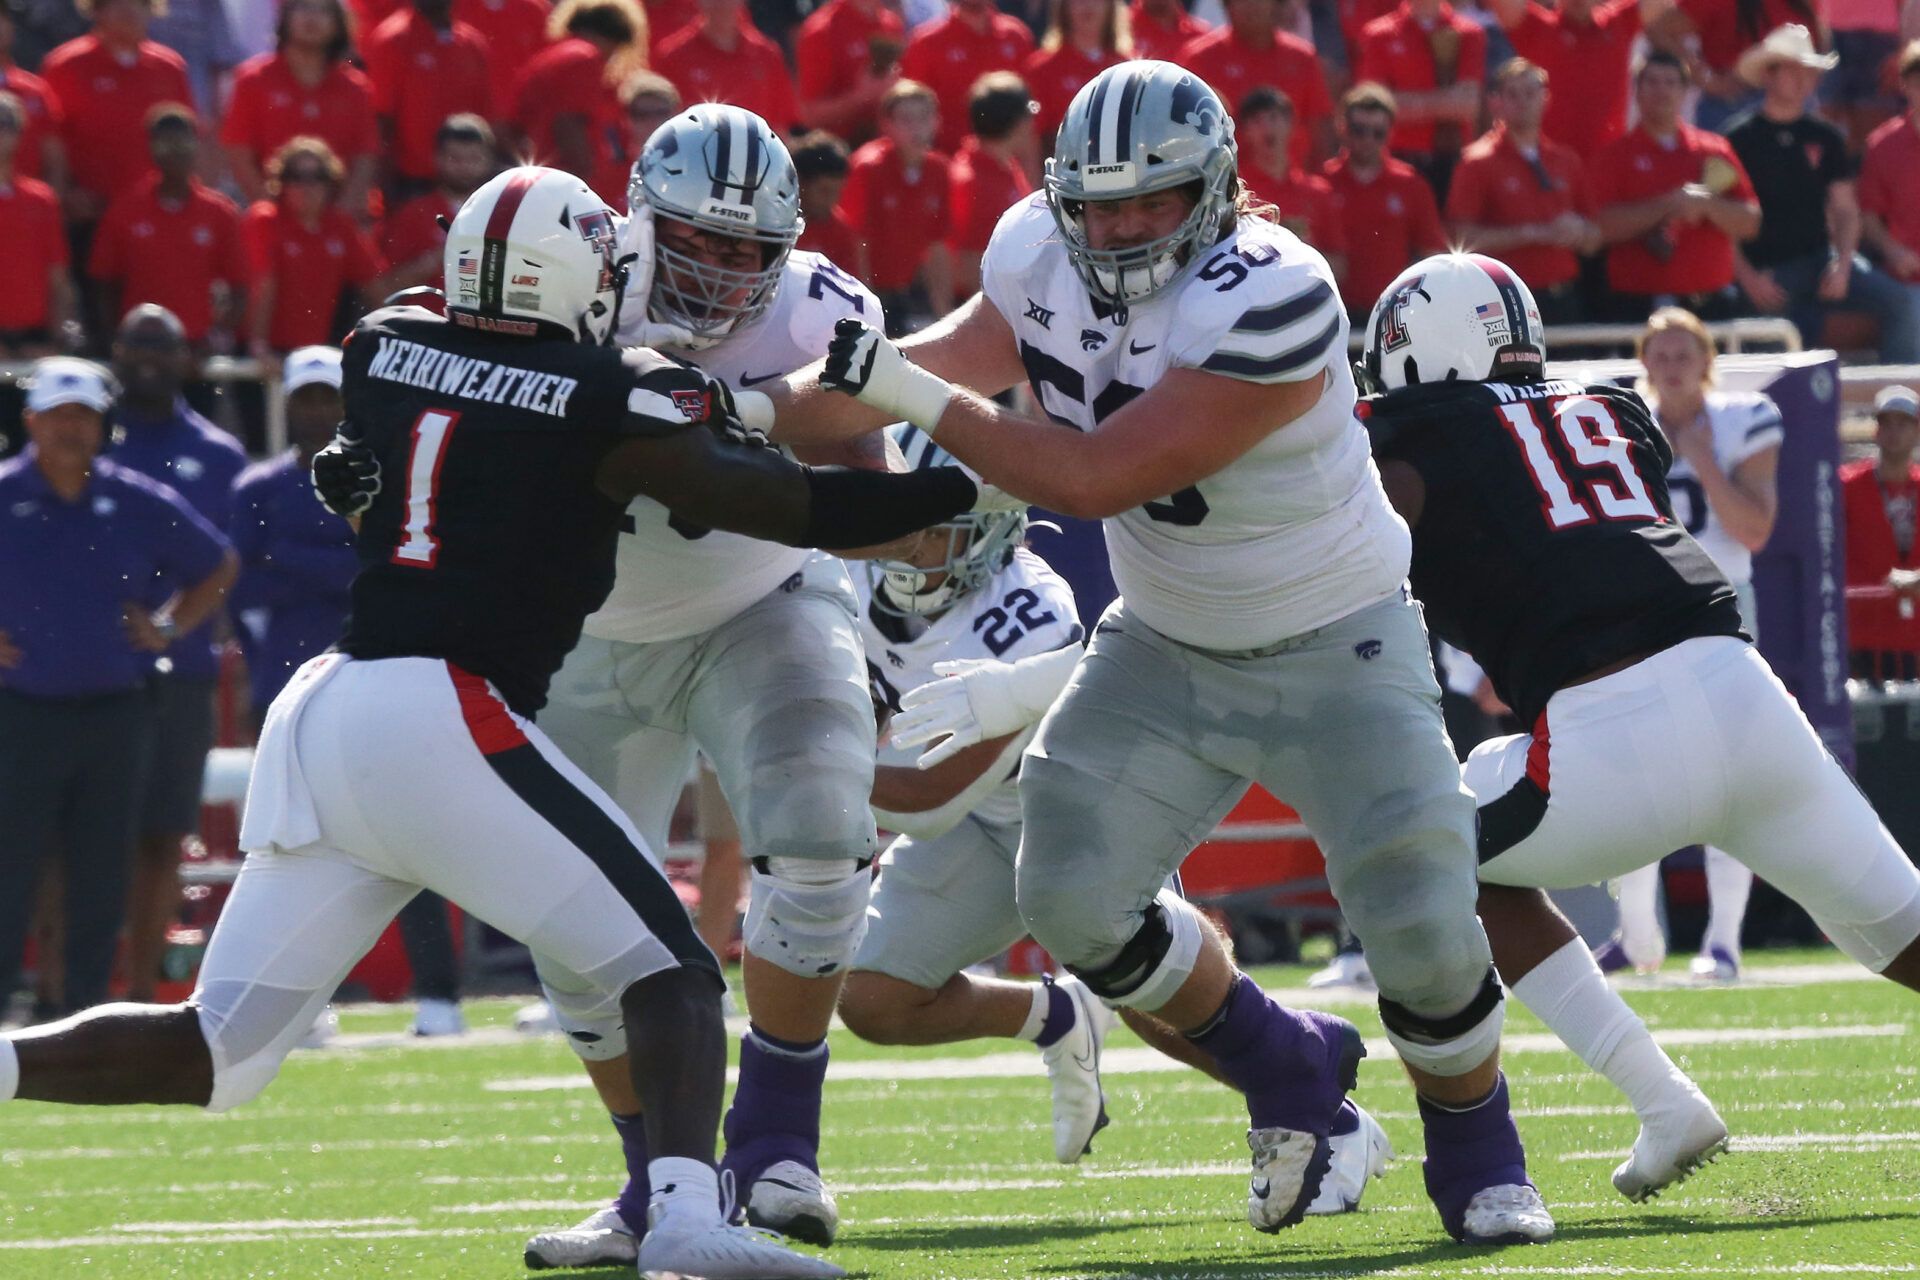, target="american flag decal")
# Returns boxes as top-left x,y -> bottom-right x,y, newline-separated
1474,302 -> 1500,319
